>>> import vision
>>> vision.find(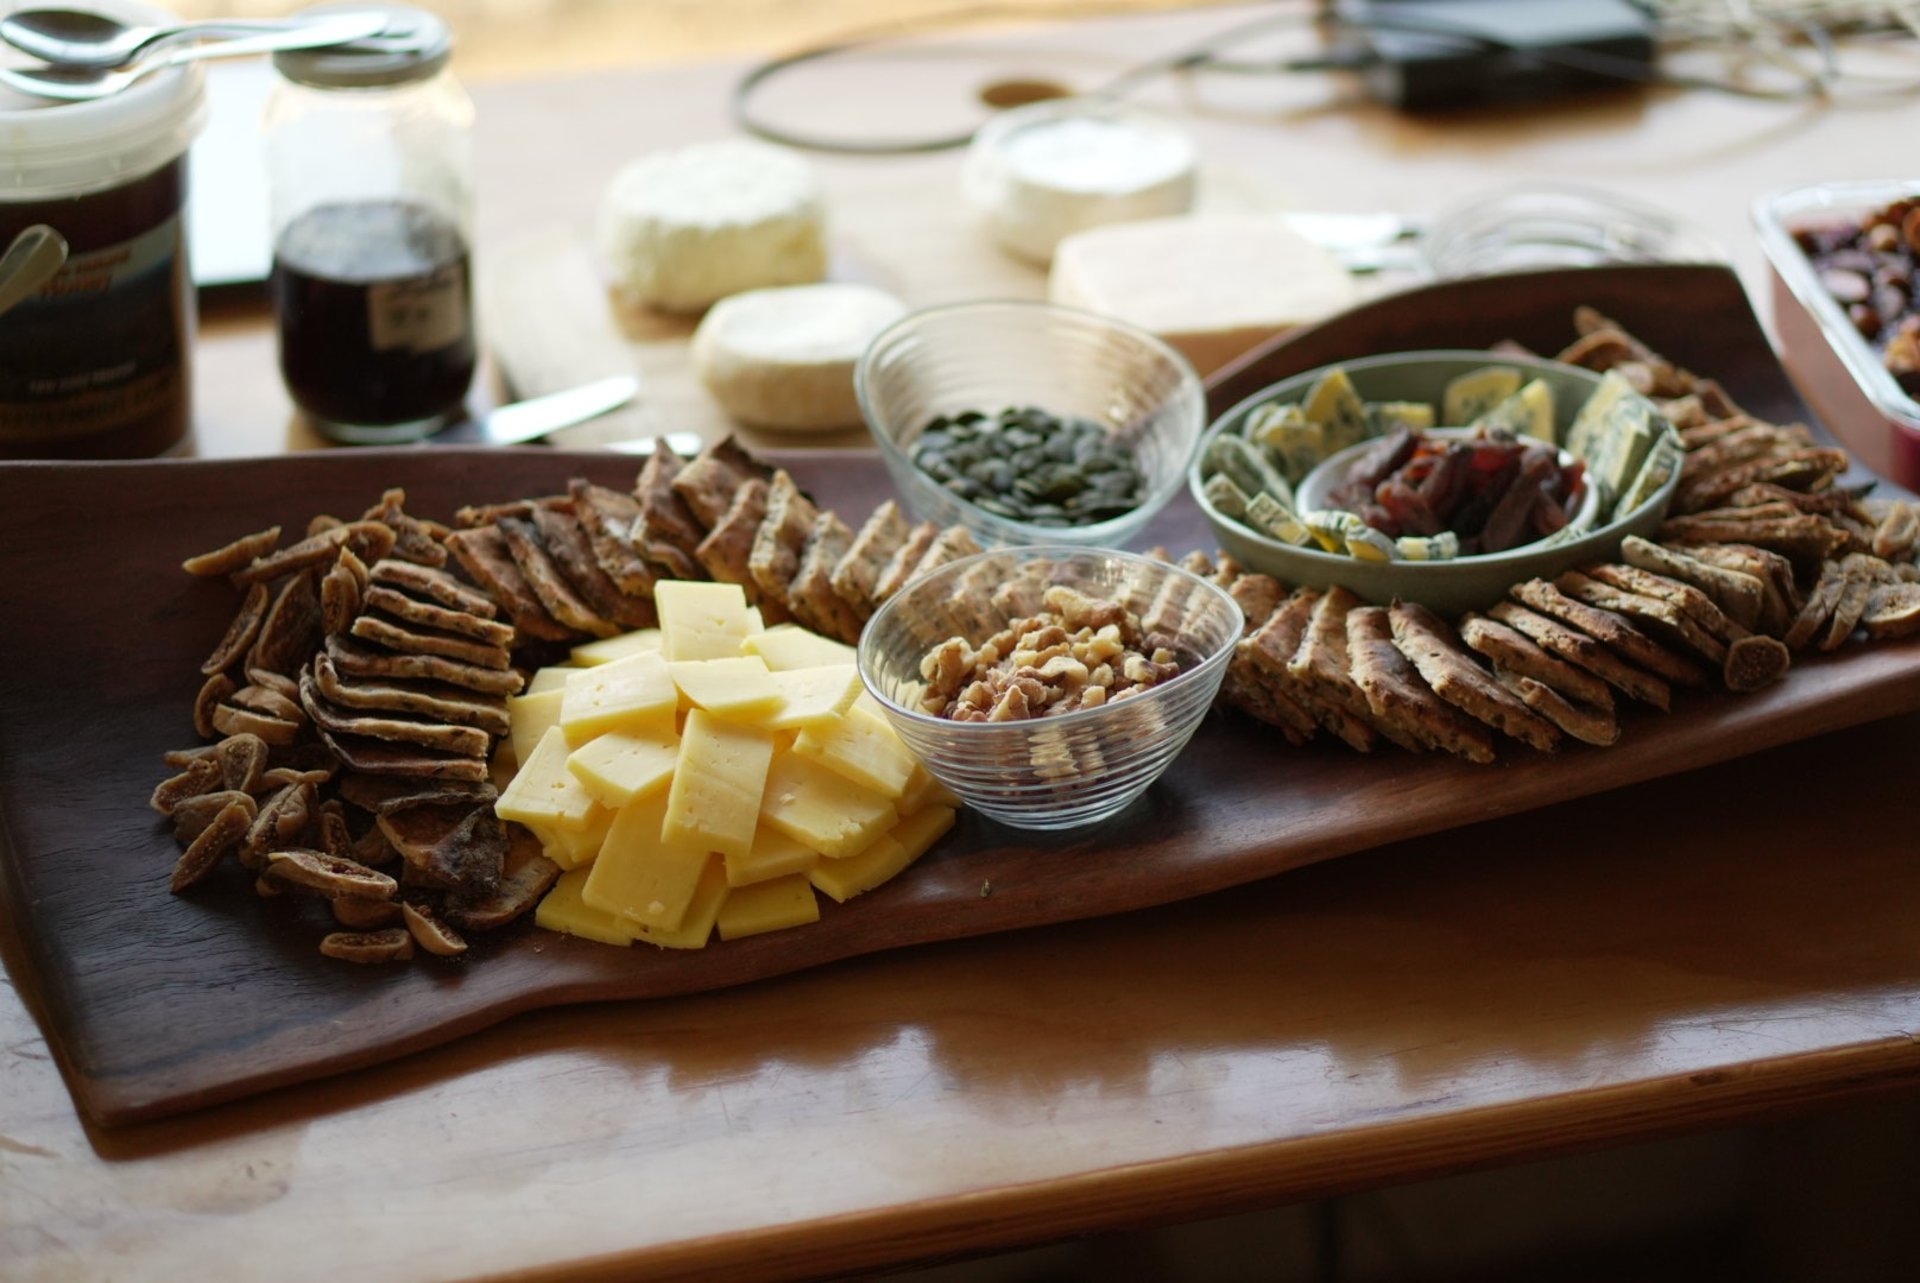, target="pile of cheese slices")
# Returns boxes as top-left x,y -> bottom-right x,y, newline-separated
499,580 -> 956,949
